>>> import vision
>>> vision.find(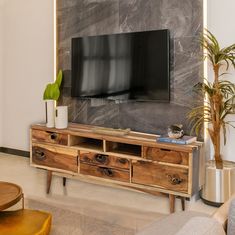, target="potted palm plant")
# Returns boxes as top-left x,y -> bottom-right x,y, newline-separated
188,29 -> 235,205
43,70 -> 63,128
